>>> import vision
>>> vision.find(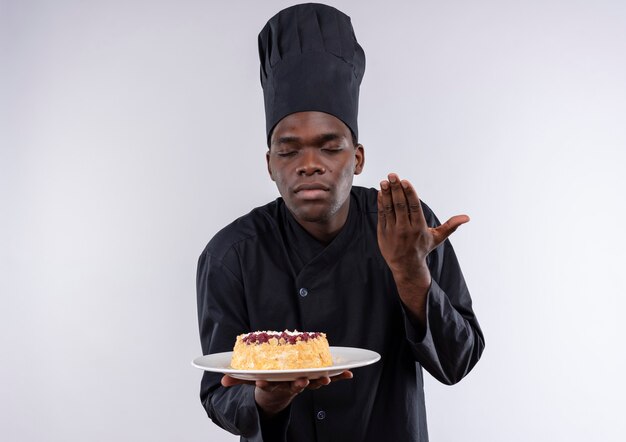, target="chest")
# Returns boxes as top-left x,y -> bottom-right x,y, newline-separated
237,231 -> 403,352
